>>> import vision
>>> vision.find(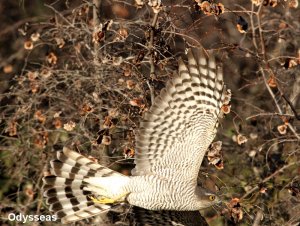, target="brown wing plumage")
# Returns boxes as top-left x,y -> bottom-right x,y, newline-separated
133,49 -> 224,182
